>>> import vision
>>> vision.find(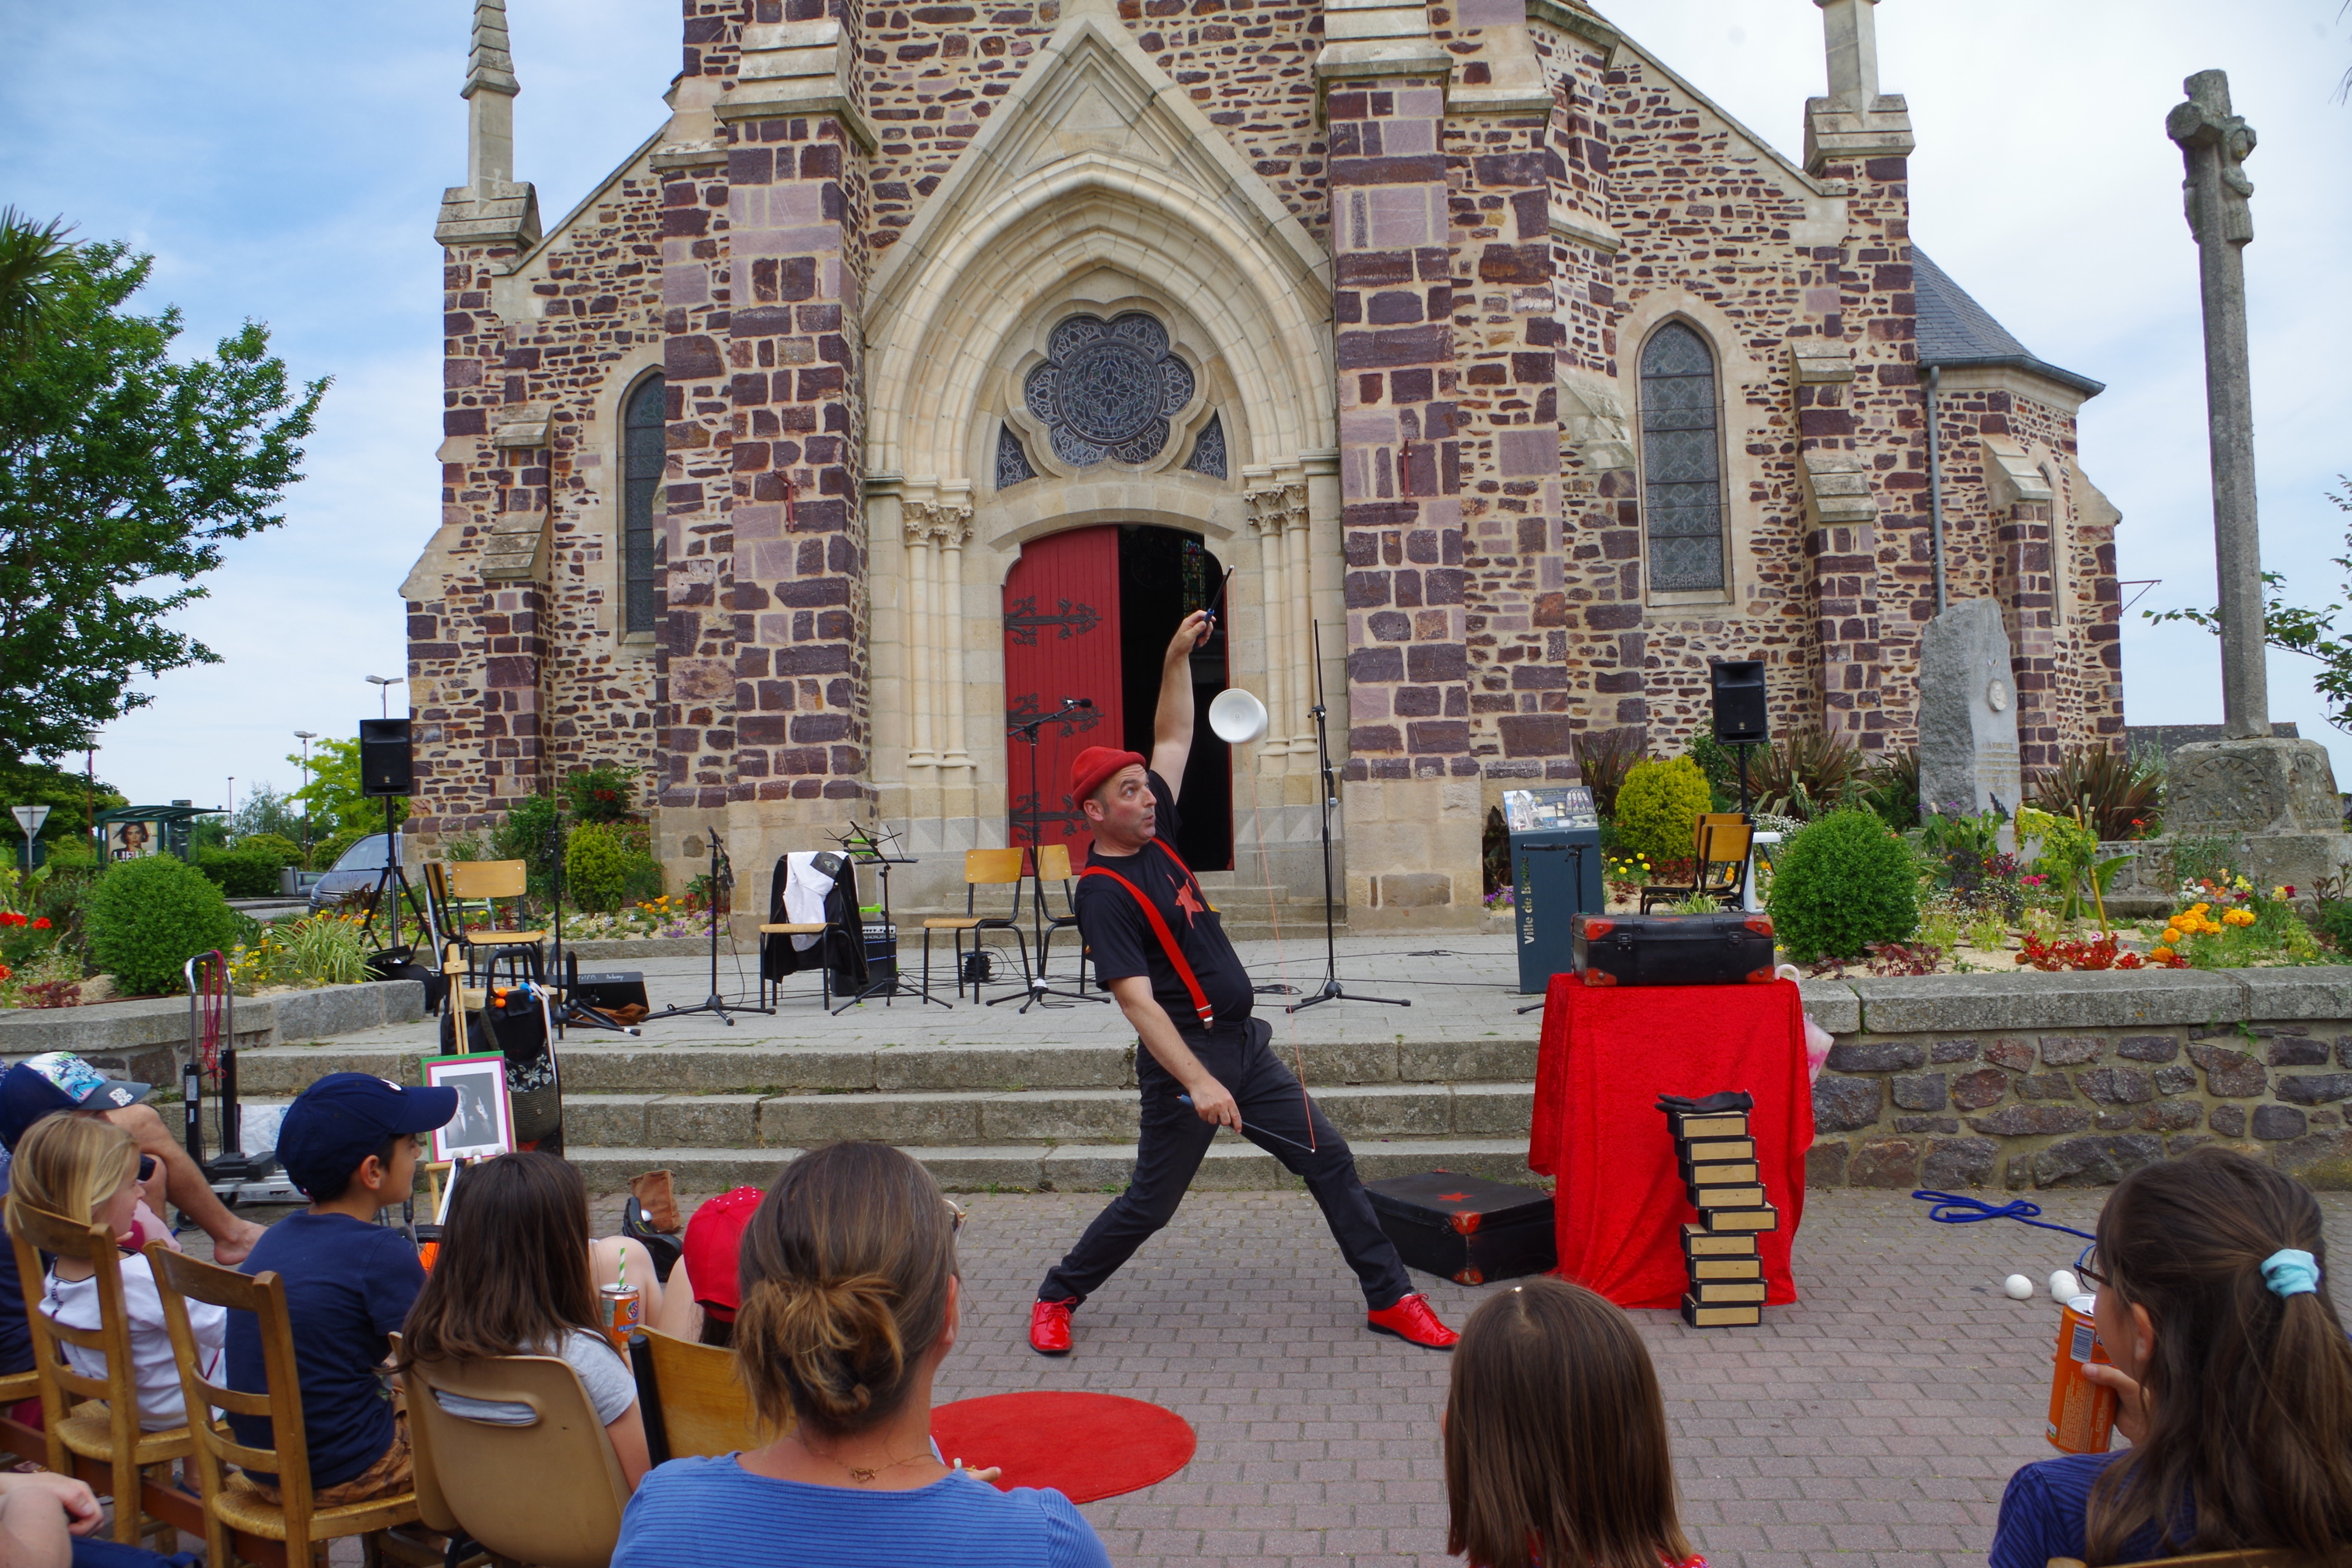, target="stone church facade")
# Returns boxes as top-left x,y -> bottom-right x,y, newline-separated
402,0 -> 2123,924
